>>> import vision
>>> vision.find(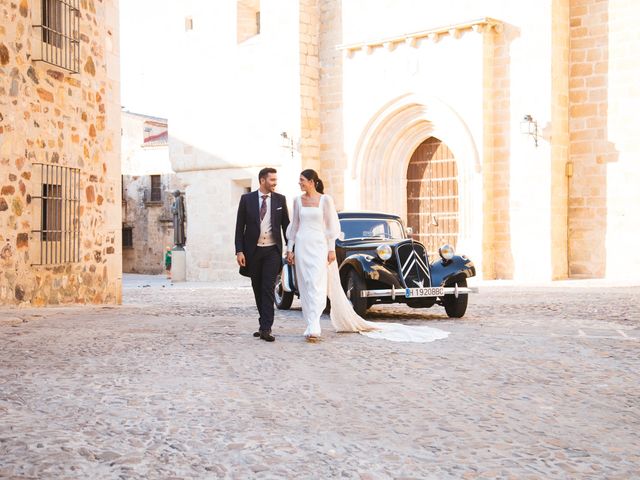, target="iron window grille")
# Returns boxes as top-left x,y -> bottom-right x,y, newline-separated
33,0 -> 80,73
32,163 -> 81,265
